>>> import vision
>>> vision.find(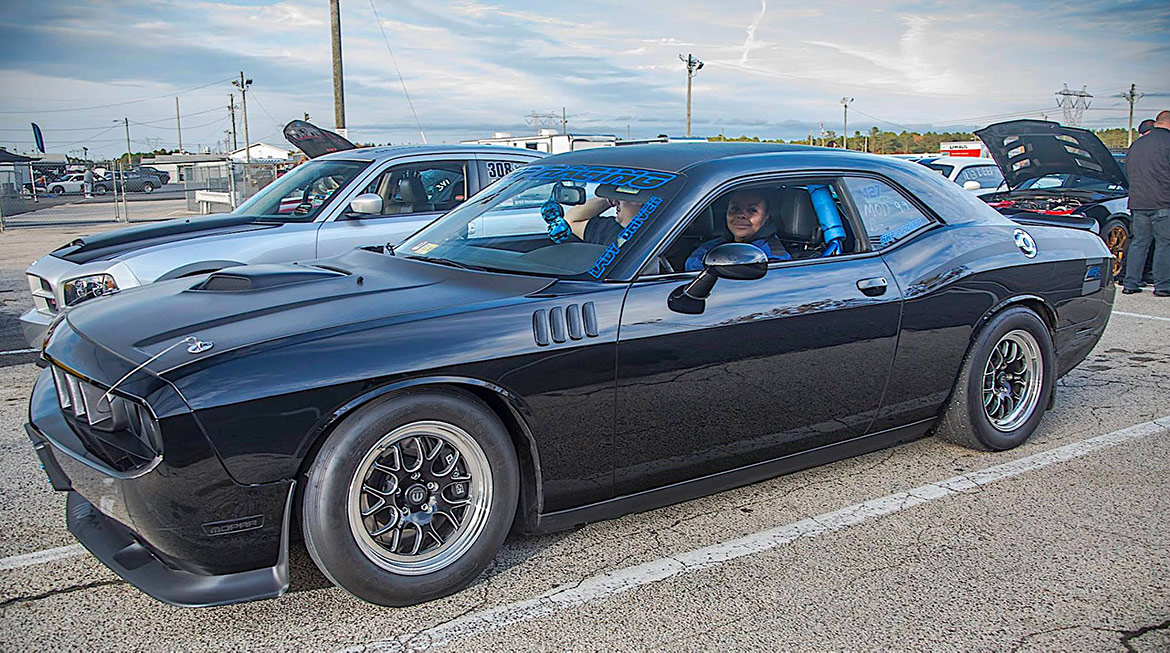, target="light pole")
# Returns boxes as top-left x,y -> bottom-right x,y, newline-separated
840,97 -> 853,149
232,73 -> 253,162
679,54 -> 704,137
